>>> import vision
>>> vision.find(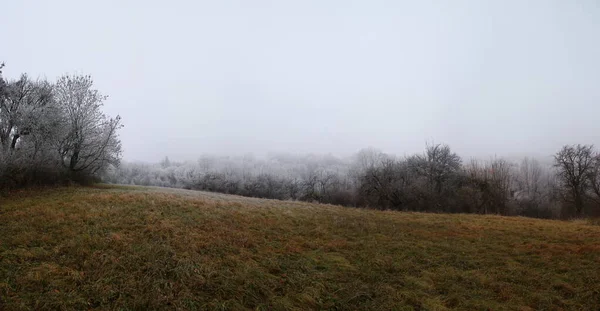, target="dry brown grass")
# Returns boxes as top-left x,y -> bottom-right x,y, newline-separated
1,185 -> 599,310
